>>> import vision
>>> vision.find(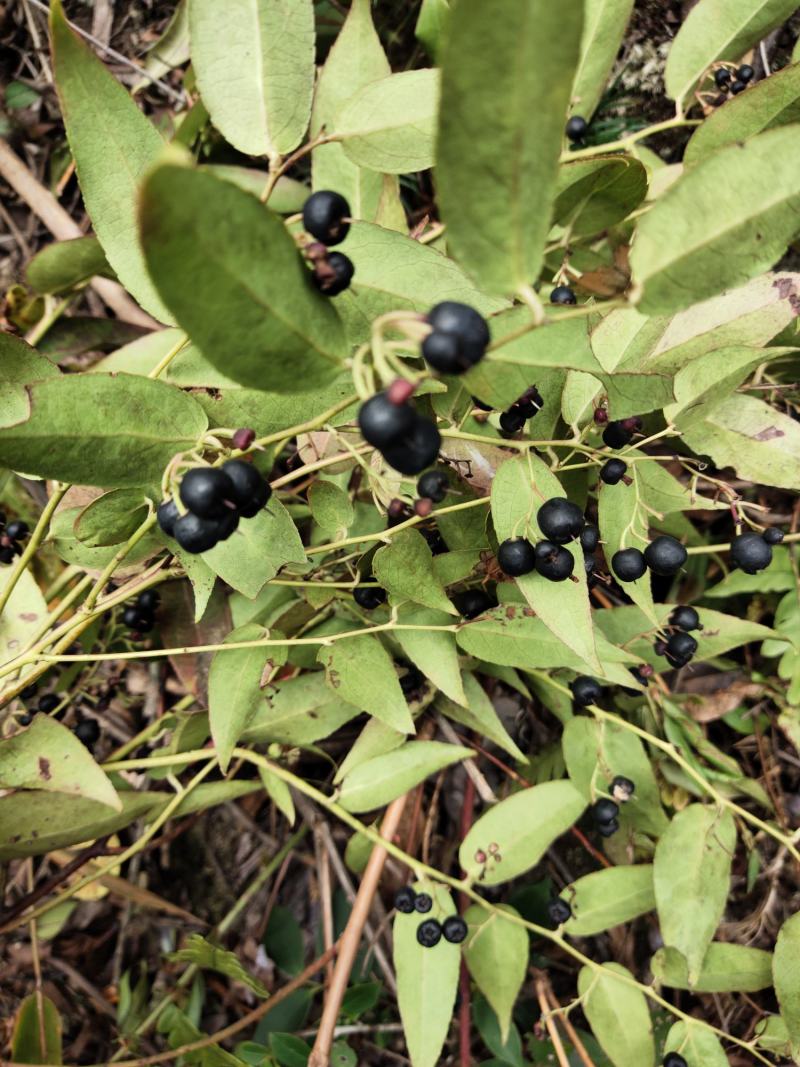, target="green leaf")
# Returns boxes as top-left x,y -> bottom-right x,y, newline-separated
338,740 -> 472,813
139,163 -> 346,392
191,374 -> 356,432
53,508 -> 160,573
242,672 -> 361,746
0,372 -> 207,487
133,0 -> 189,89
415,0 -> 451,61
264,904 -> 305,976
570,0 -> 635,119
436,672 -> 527,763
755,1015 -> 792,1056
12,994 -> 62,1065
663,1021 -> 728,1067
204,165 -> 308,214
308,480 -> 353,534
74,488 -> 152,547
318,634 -> 414,734
0,714 -> 120,810
169,934 -> 268,997
633,451 -> 726,514
337,69 -> 439,173
597,470 -> 658,626
6,81 -> 40,109
0,331 -> 59,426
666,345 -> 782,429
554,156 -> 647,237
436,0 -> 584,293
270,1033 -> 312,1067
459,781 -> 587,886
653,805 -> 736,985
686,62 -> 800,163
630,126 -> 800,315
491,455 -> 599,669
665,0 -> 799,104
335,716 -> 406,785
682,393 -> 800,491
374,529 -> 456,615
188,0 -> 314,158
774,910 -> 800,1060
395,608 -> 466,706
26,236 -> 112,294
394,881 -> 461,1067
463,905 -> 528,1043
258,765 -> 295,825
652,942 -> 773,992
562,716 -> 667,837
578,962 -> 655,1067
561,865 -> 655,937
203,497 -> 306,599
49,0 -> 169,321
